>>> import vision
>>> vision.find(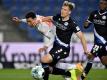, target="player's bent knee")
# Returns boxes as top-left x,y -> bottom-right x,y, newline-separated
101,60 -> 107,65
41,54 -> 53,63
